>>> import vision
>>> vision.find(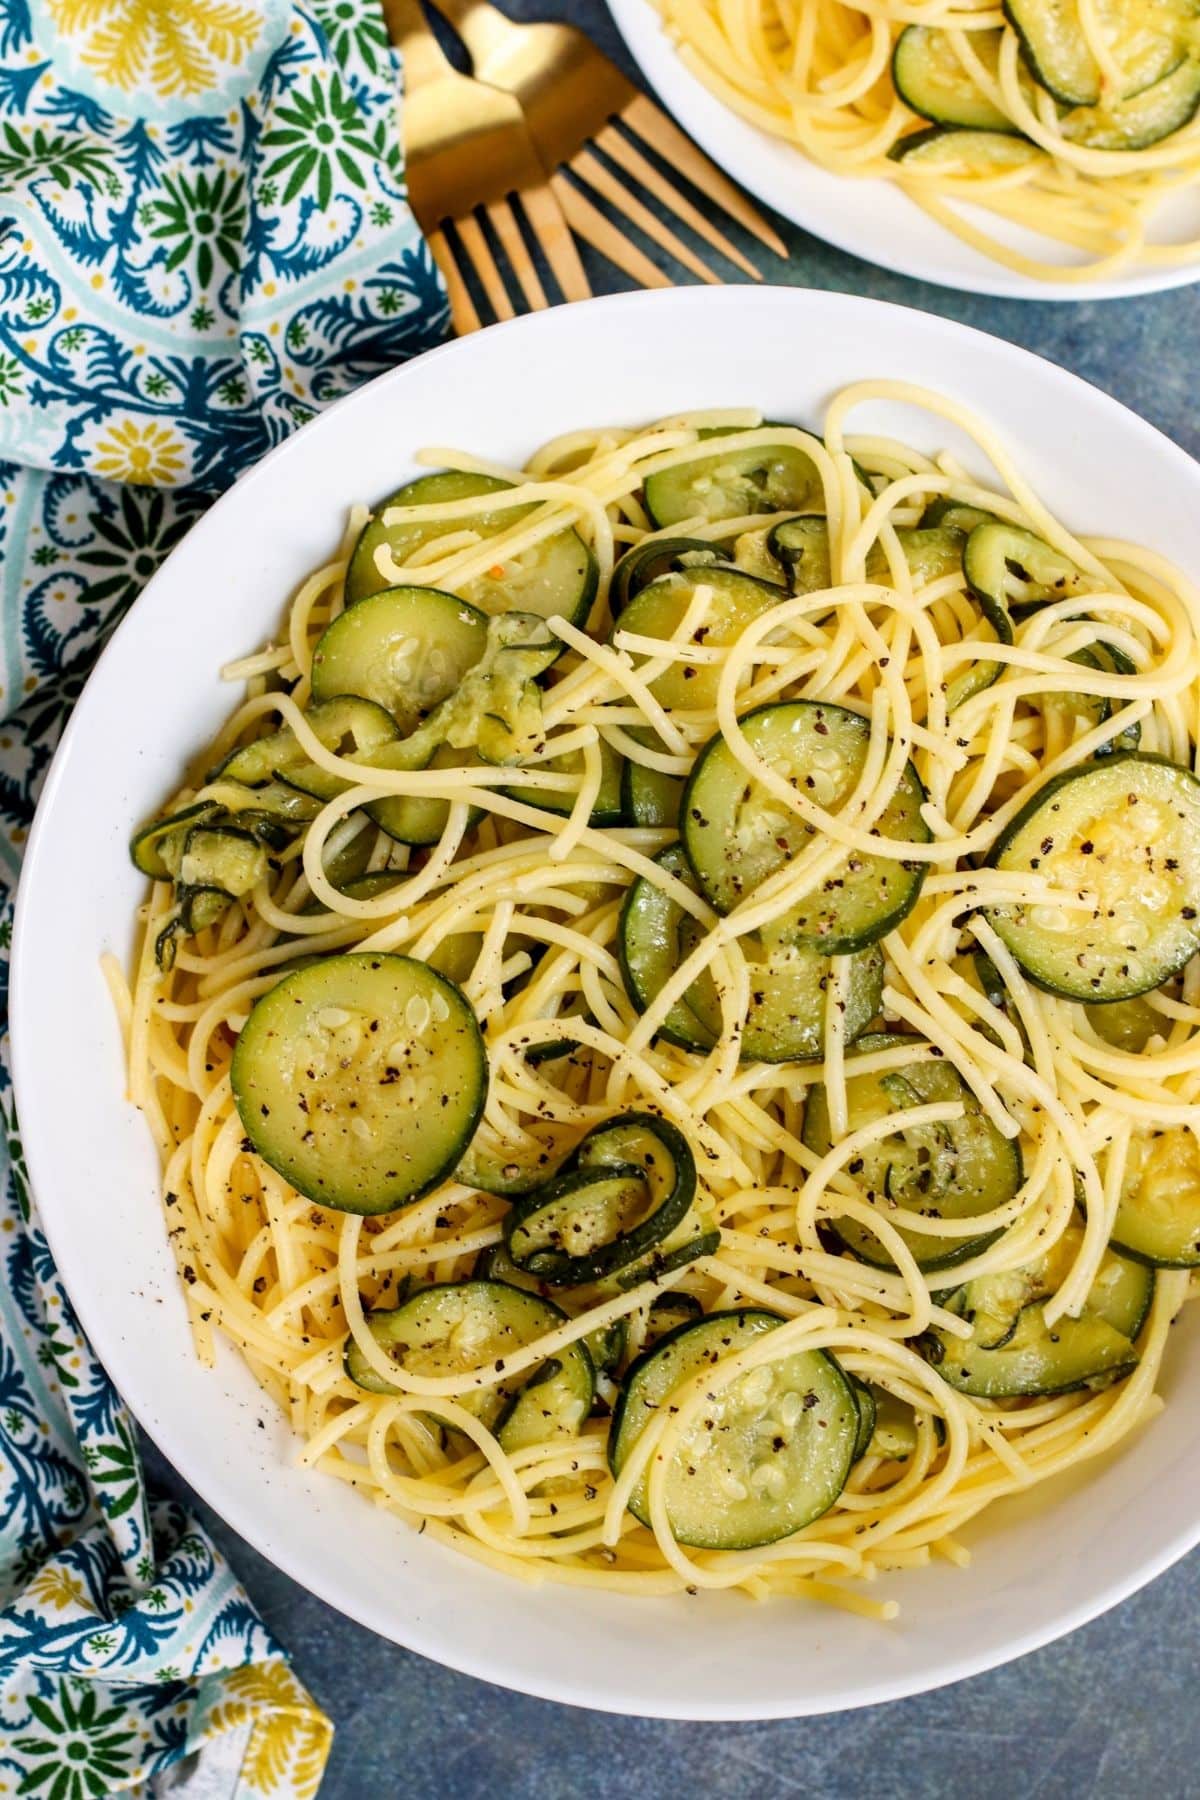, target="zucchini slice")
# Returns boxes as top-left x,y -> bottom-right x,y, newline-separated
924,1228 -> 1151,1397
505,735 -> 625,826
610,1309 -> 858,1549
178,825 -> 268,899
767,519 -> 964,599
964,522 -> 1091,639
986,754 -> 1200,1001
344,1280 -> 593,1450
921,498 -> 997,534
768,516 -> 831,595
310,586 -> 489,733
132,800 -> 220,880
1005,0 -> 1192,107
682,701 -> 930,951
802,1049 -> 1022,1271
368,743 -> 484,848
609,537 -> 730,615
612,565 -> 784,714
848,1376 -> 877,1462
622,755 -> 685,828
347,469 -> 597,625
618,844 -> 884,1060
889,125 -> 1043,170
643,431 -> 823,527
232,953 -> 487,1214
1063,54 -> 1200,150
1086,991 -> 1159,1052
893,26 -> 1012,130
214,696 -> 398,793
1113,1126 -> 1200,1266
456,1117 -> 576,1198
506,1112 -> 696,1285
641,1292 -> 704,1353
475,1244 -> 632,1377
